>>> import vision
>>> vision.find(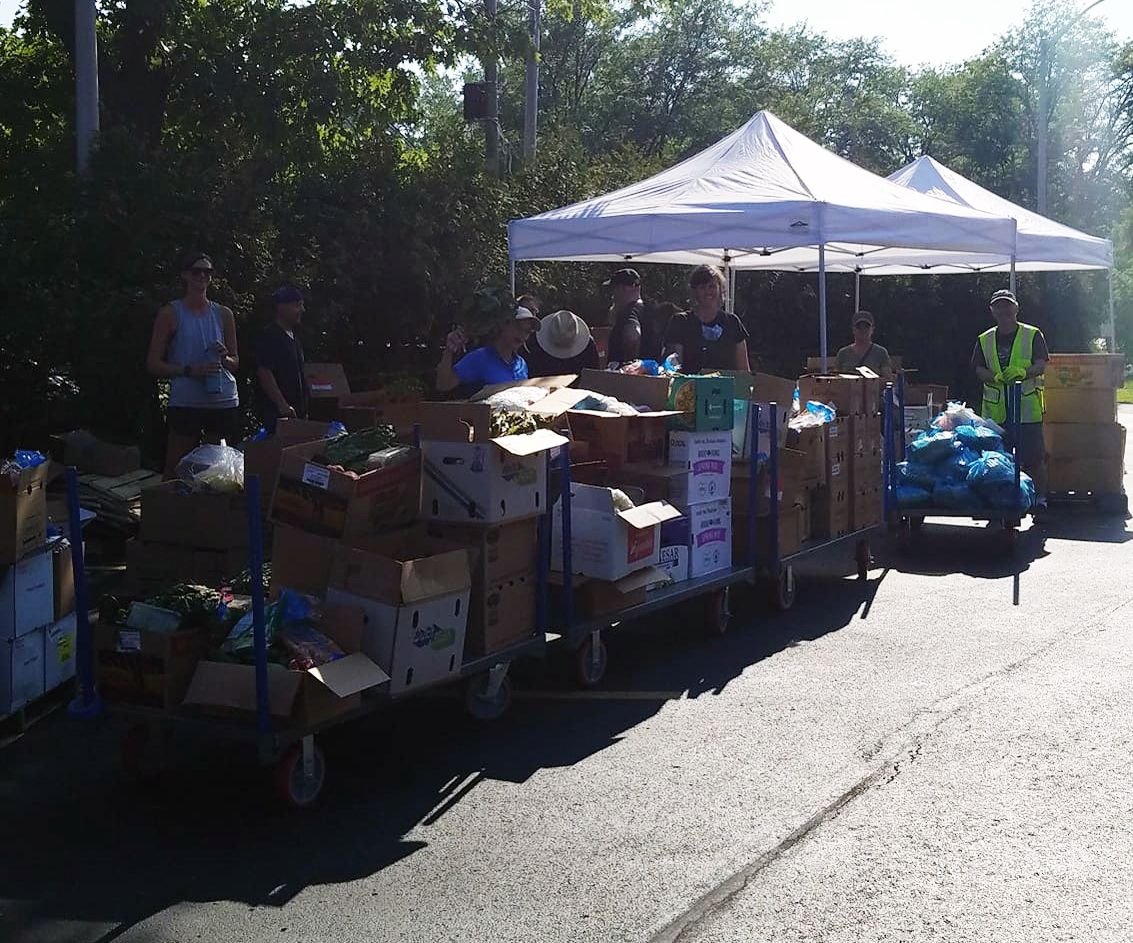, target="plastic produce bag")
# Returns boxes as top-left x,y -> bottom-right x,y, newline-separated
955,424 -> 1003,453
222,589 -> 321,659
176,443 -> 244,493
906,430 -> 956,464
981,472 -> 1035,513
897,461 -> 939,489
280,623 -> 345,671
966,452 -> 1017,487
482,386 -> 552,410
937,446 -> 982,482
932,401 -> 1004,435
15,449 -> 47,468
896,485 -> 932,508
932,479 -> 981,510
